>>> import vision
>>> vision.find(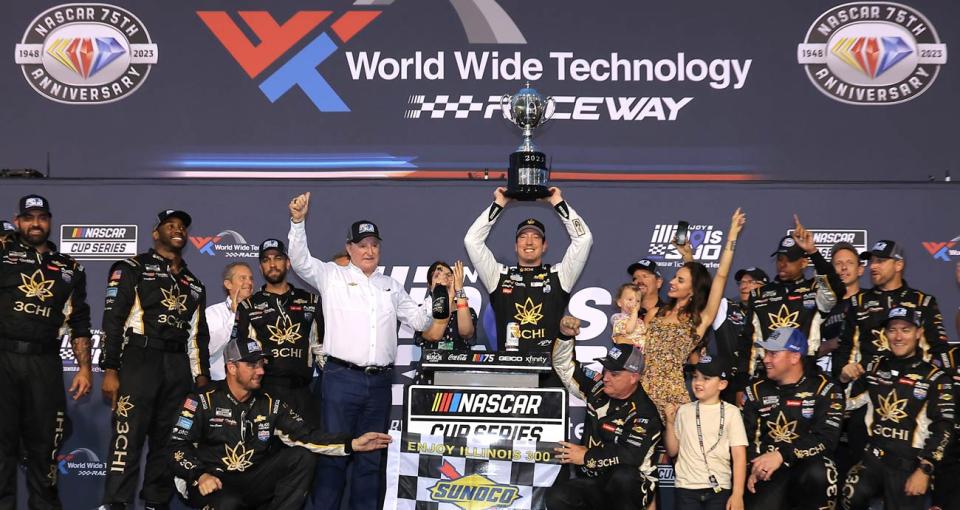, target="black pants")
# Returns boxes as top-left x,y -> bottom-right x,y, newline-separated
675,488 -> 731,510
183,446 -> 316,510
102,346 -> 192,506
544,466 -> 655,510
745,456 -> 839,510
837,406 -> 868,481
842,454 -> 925,510
261,375 -> 320,428
932,459 -> 960,510
0,351 -> 68,510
